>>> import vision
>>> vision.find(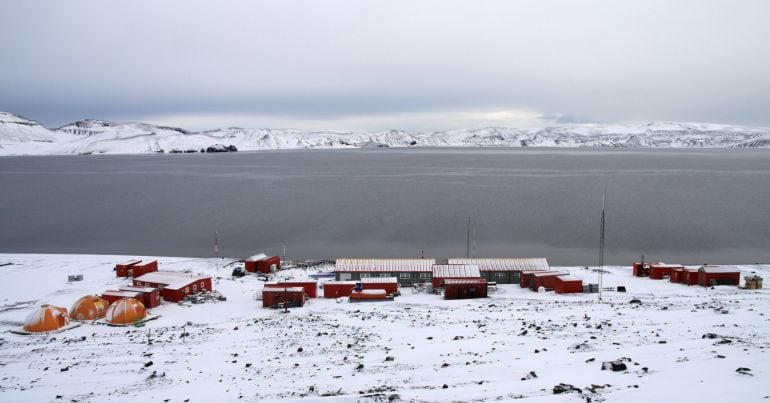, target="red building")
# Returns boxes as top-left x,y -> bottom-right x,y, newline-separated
245,254 -> 281,274
133,271 -> 213,302
102,290 -> 143,306
350,289 -> 392,302
554,275 -> 583,294
682,268 -> 700,285
529,271 -> 570,291
519,270 -> 545,288
443,278 -> 488,300
632,262 -> 655,277
115,260 -> 141,277
698,266 -> 740,287
262,287 -> 305,308
649,264 -> 683,280
115,260 -> 159,278
669,268 -> 684,283
431,264 -> 481,289
360,277 -> 399,295
264,281 -> 318,298
322,281 -> 358,298
119,286 -> 161,308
